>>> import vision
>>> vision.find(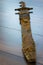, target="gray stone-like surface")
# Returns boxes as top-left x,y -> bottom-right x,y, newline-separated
0,51 -> 43,65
